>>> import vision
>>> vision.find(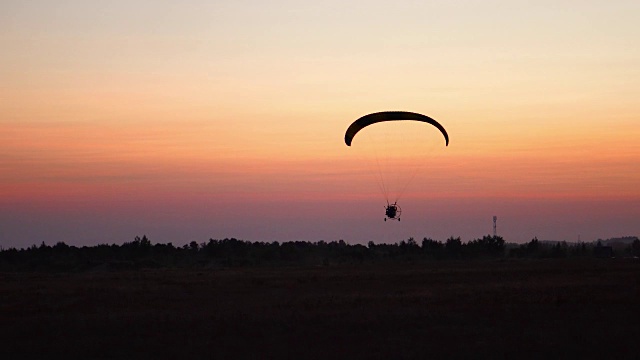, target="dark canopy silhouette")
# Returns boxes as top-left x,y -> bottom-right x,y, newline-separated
344,111 -> 449,147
